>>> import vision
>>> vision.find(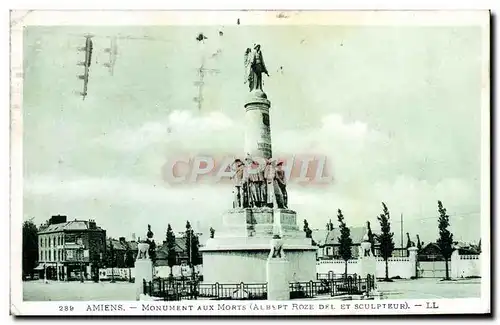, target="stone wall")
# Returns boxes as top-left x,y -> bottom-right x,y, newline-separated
451,251 -> 481,278
317,256 -> 417,279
